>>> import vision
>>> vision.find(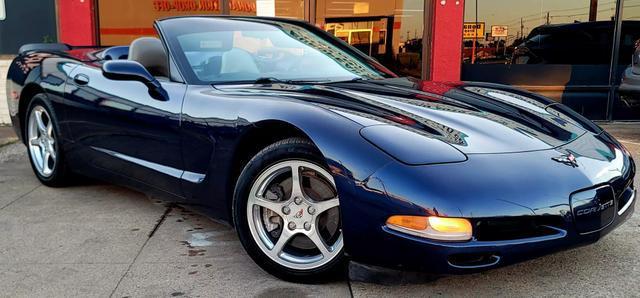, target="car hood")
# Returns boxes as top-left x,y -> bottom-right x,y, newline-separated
214,78 -> 592,154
